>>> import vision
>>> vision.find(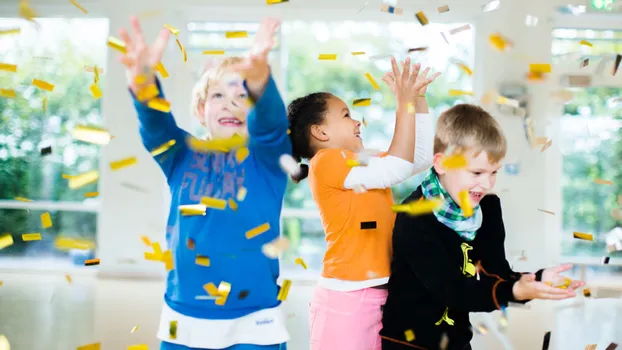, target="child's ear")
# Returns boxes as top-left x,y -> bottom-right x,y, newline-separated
432,153 -> 446,175
195,103 -> 207,126
310,124 -> 329,142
